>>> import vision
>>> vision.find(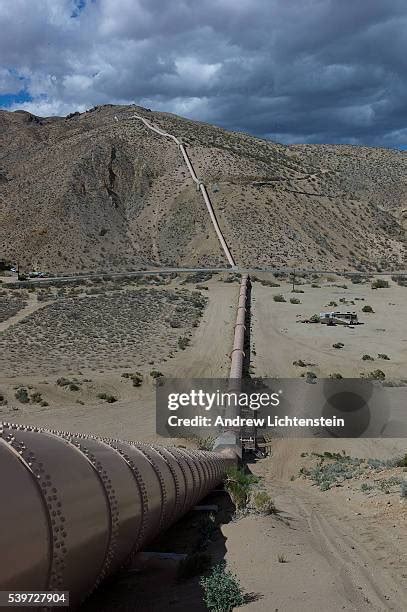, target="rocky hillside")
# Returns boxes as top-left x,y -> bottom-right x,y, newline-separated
0,104 -> 406,273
